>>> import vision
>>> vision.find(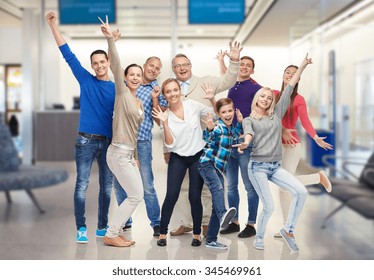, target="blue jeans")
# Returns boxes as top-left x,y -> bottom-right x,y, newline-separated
74,134 -> 113,230
114,140 -> 161,228
160,151 -> 204,235
248,161 -> 308,239
226,143 -> 259,224
198,161 -> 226,243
